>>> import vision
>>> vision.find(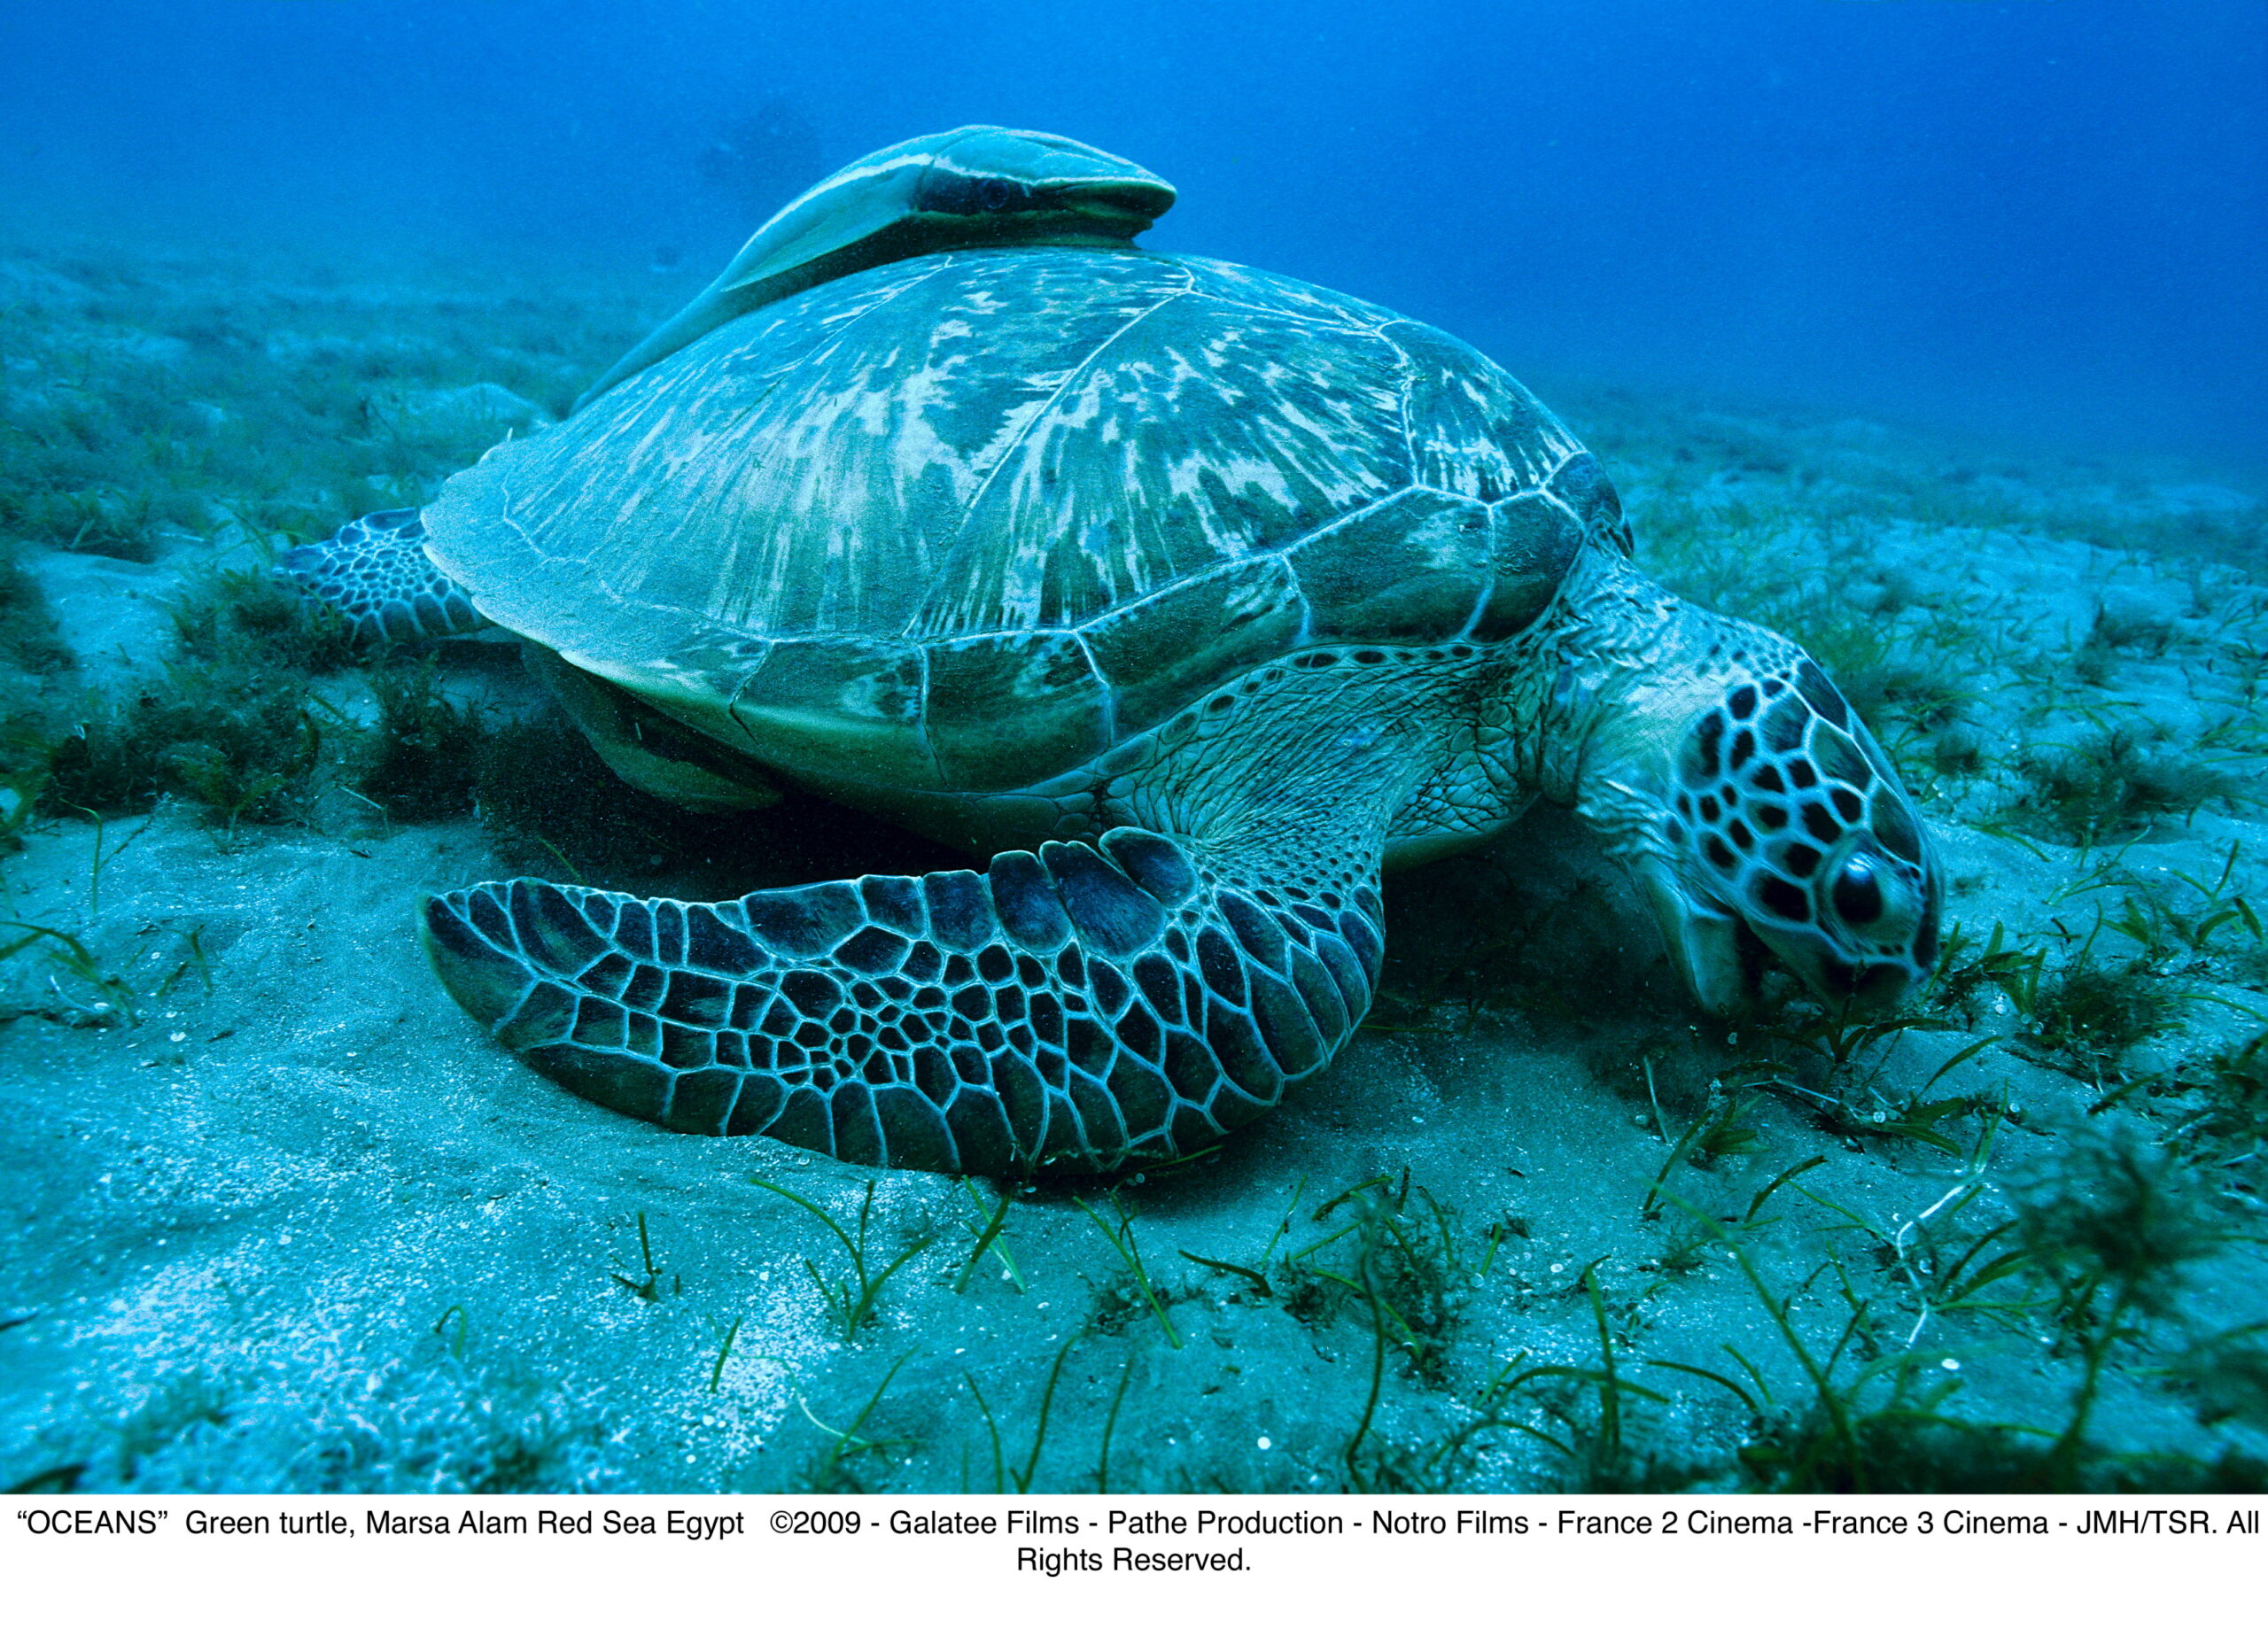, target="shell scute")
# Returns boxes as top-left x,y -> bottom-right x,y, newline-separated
1547,451 -> 1630,549
1288,487 -> 1492,643
918,271 -> 1409,645
1393,321 -> 1582,503
1472,492 -> 1588,640
726,635 -> 934,785
923,629 -> 1109,787
1077,554 -> 1307,741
